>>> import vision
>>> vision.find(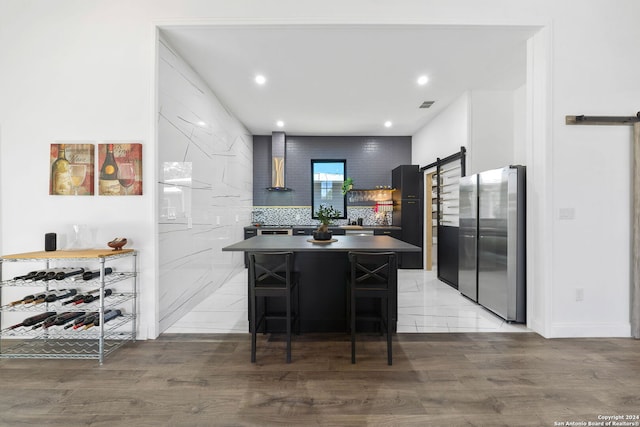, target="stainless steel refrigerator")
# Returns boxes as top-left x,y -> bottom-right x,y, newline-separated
458,166 -> 526,323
